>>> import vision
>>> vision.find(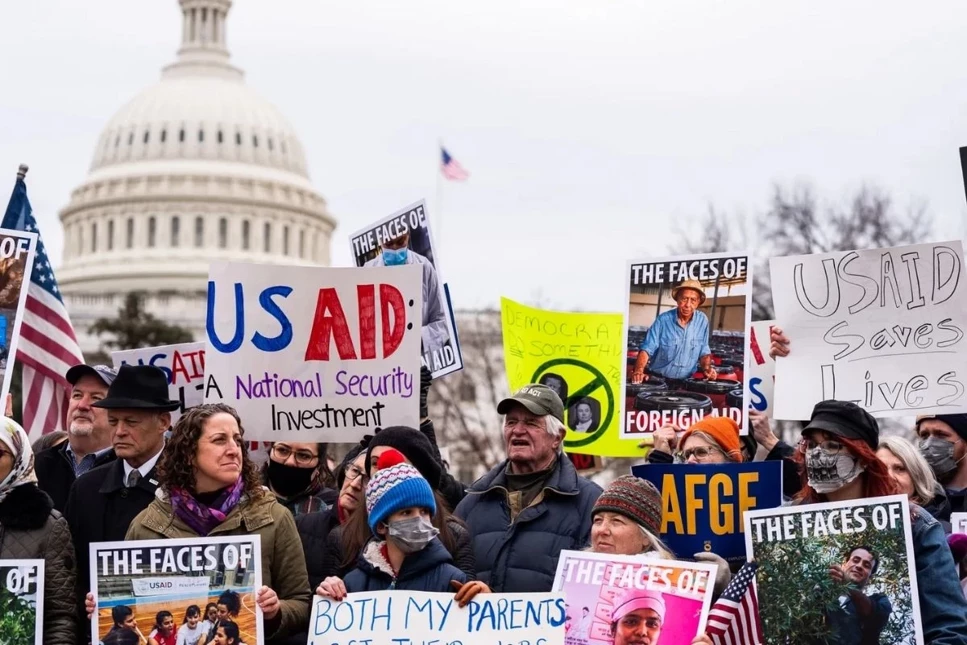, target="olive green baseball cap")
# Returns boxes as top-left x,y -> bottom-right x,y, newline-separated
497,384 -> 565,422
